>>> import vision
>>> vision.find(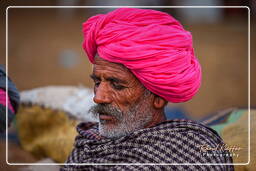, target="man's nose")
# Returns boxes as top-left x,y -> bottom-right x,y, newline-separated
93,83 -> 112,104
